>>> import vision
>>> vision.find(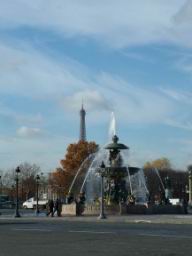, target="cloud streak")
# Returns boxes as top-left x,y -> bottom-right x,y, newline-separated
0,41 -> 176,125
62,90 -> 112,112
0,134 -> 74,170
16,126 -> 43,138
0,42 -> 88,98
0,103 -> 43,125
0,0 -> 188,48
160,88 -> 192,104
